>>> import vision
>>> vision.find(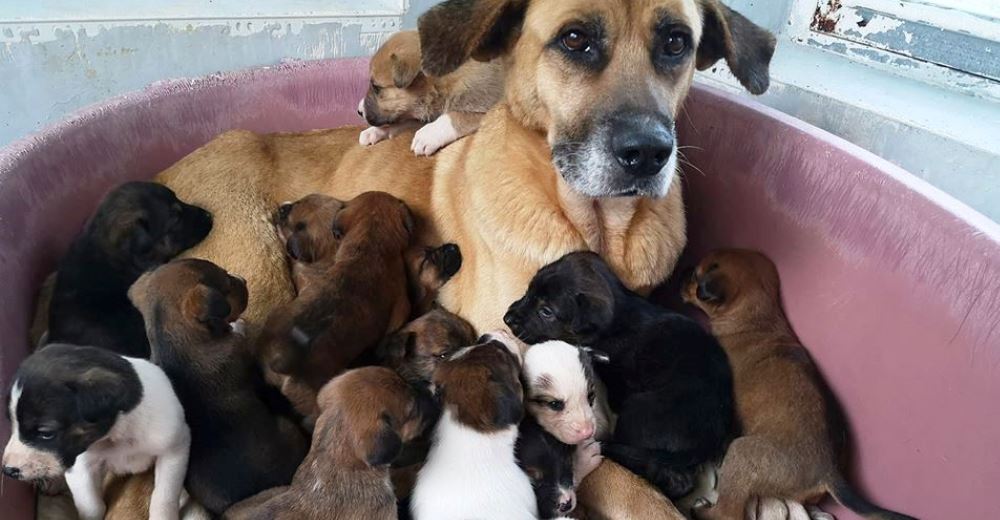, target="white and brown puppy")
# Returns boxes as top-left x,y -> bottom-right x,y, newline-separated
2,344 -> 189,520
358,29 -> 504,156
410,331 -> 534,520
